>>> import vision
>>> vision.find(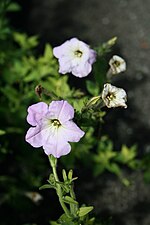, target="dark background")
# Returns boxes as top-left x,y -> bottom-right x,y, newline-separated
10,0 -> 150,225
